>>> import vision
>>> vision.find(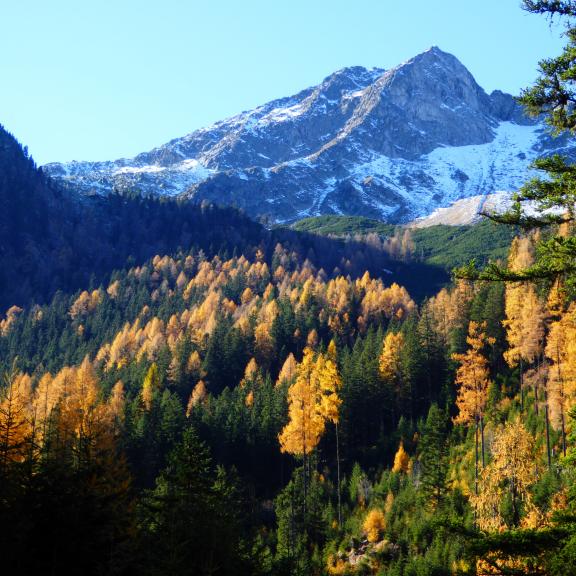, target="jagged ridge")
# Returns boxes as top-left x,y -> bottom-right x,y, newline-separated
43,47 -> 575,223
